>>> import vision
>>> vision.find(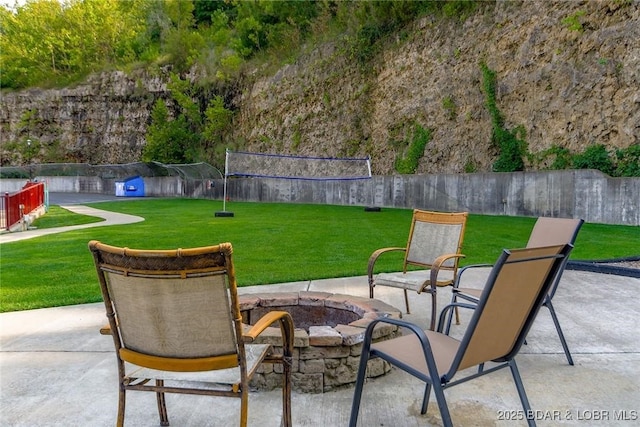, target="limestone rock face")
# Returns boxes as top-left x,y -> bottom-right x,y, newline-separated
1,70 -> 170,165
1,1 -> 638,174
